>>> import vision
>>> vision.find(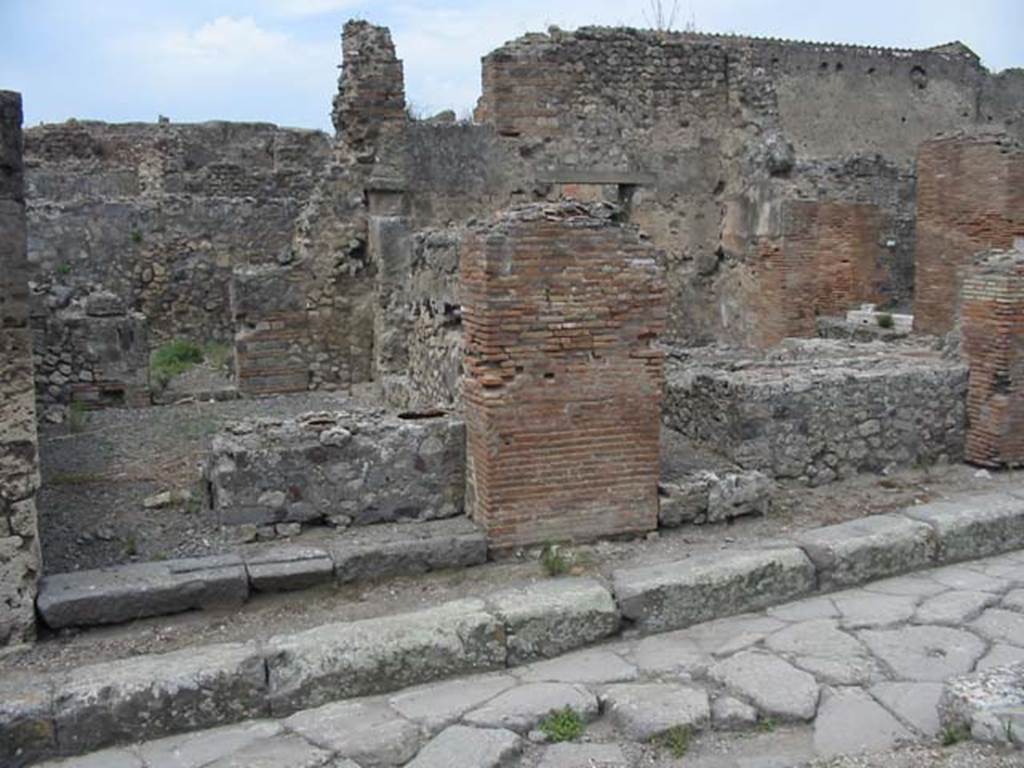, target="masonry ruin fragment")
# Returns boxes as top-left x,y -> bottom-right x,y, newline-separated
0,19 -> 1023,654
